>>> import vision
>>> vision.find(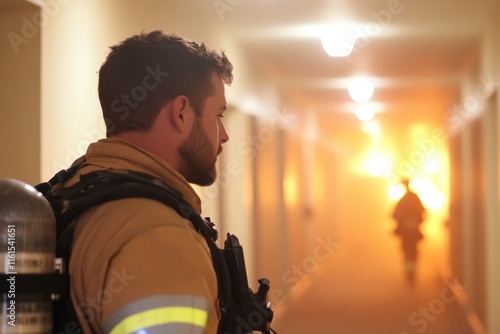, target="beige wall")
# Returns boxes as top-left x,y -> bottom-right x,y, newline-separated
446,4 -> 500,332
0,3 -> 40,185
482,7 -> 500,333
